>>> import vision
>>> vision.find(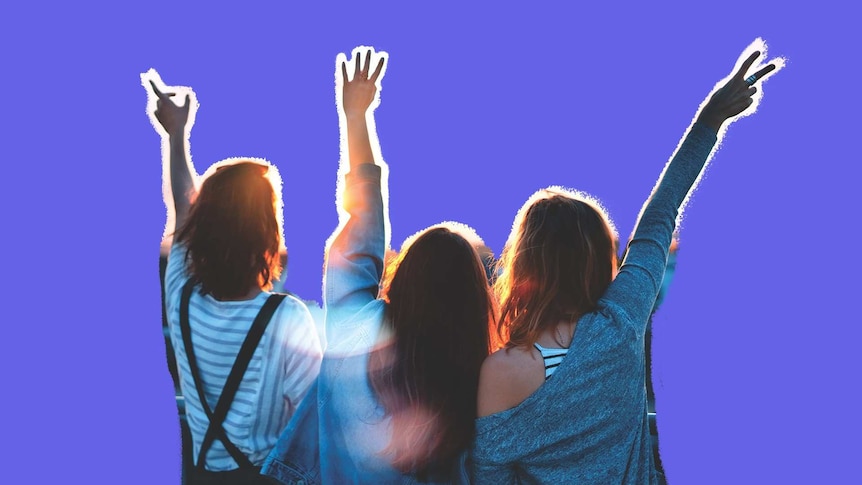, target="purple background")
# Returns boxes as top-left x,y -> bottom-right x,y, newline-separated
3,2 -> 858,483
